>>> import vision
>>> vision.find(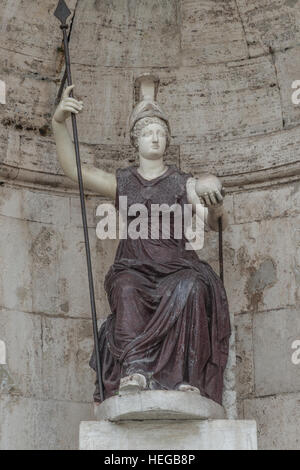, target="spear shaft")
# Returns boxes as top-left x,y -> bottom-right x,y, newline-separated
218,217 -> 224,283
54,0 -> 104,402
